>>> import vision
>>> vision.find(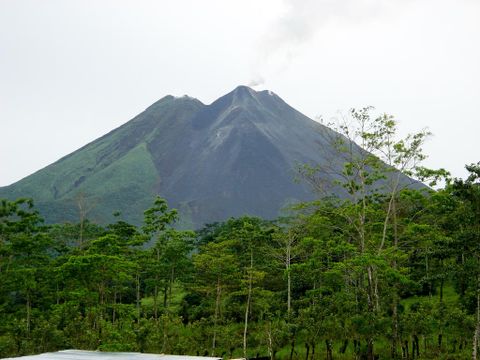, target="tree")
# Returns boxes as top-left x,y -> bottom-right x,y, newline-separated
270,219 -> 303,316
141,196 -> 178,320
298,107 -> 433,359
449,163 -> 480,359
0,198 -> 52,336
193,239 -> 238,355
